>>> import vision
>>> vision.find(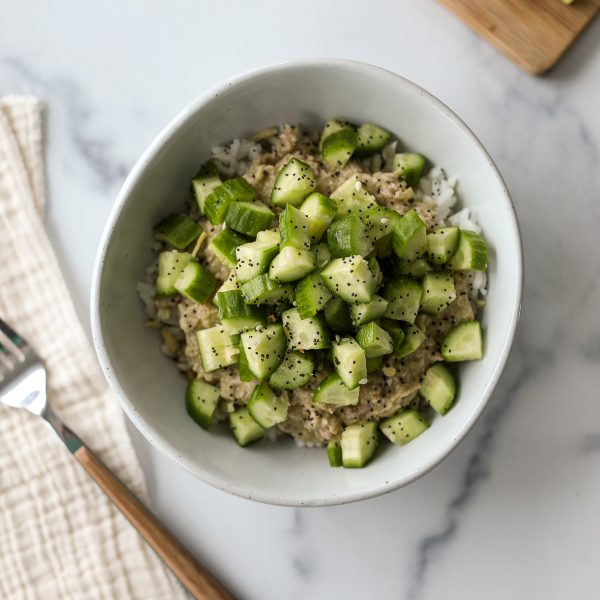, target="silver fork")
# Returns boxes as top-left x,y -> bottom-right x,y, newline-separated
0,317 -> 232,600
